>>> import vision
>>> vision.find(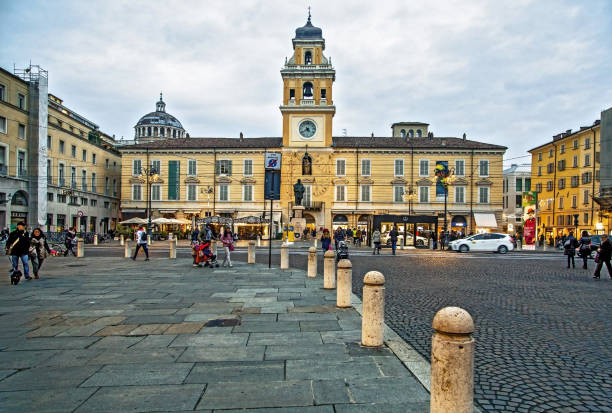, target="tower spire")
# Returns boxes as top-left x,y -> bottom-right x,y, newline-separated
307,6 -> 311,23
156,92 -> 166,112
